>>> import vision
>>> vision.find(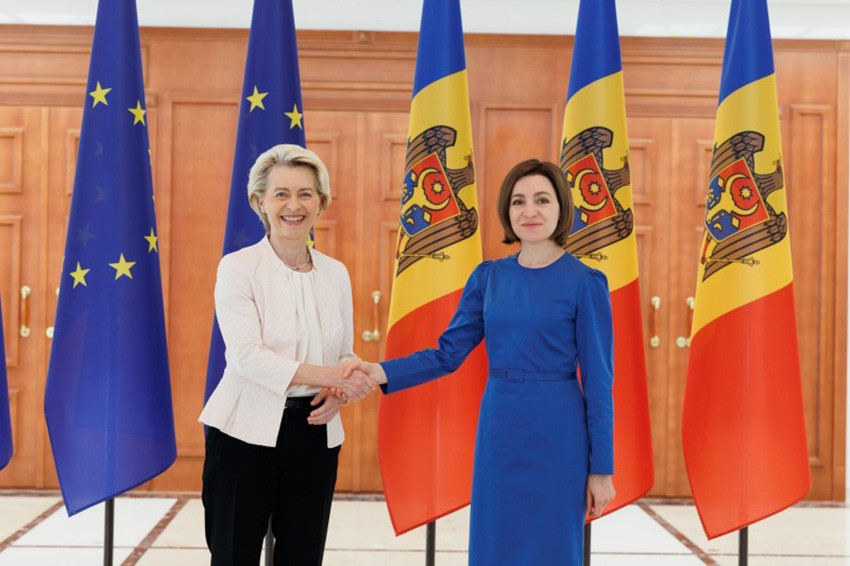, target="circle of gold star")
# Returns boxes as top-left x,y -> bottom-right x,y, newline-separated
70,262 -> 91,288
128,100 -> 147,126
246,86 -> 269,112
144,228 -> 159,252
284,104 -> 303,129
89,81 -> 112,108
109,254 -> 136,280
